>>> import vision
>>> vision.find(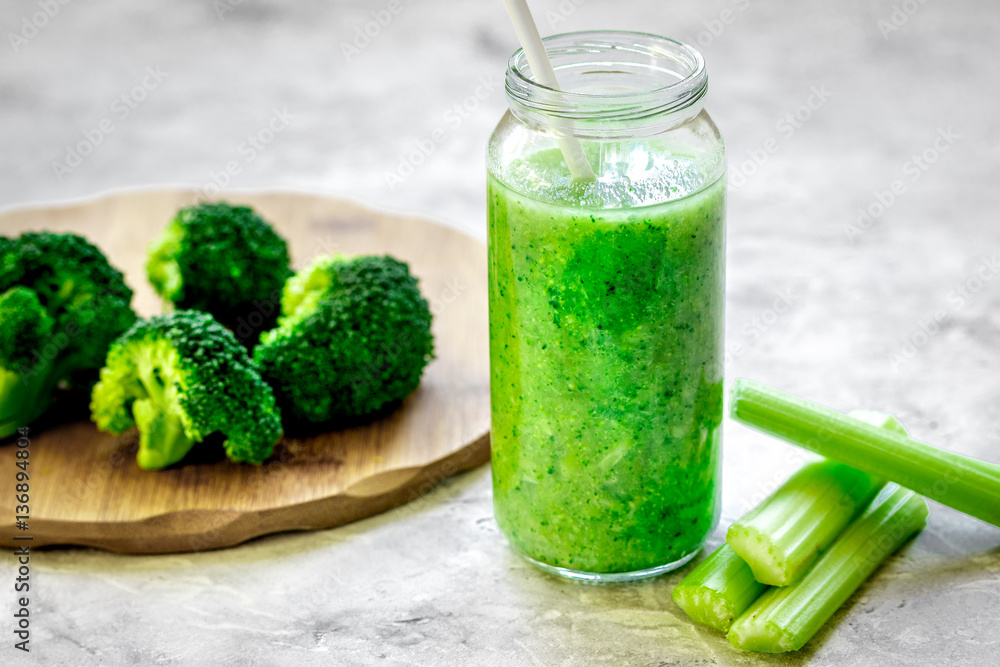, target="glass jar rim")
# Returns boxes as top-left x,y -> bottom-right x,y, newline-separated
505,30 -> 708,128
